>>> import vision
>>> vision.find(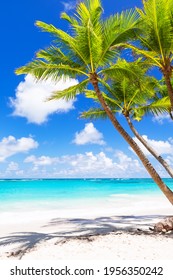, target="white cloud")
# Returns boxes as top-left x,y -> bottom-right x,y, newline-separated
10,74 -> 78,124
165,152 -> 173,166
62,1 -> 75,11
115,150 -> 141,171
131,135 -> 173,156
15,170 -> 24,176
73,123 -> 106,145
0,136 -> 38,162
4,162 -> 24,177
24,151 -> 143,178
59,152 -> 114,176
24,155 -> 58,166
152,113 -> 171,124
56,151 -> 143,177
7,161 -> 19,171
